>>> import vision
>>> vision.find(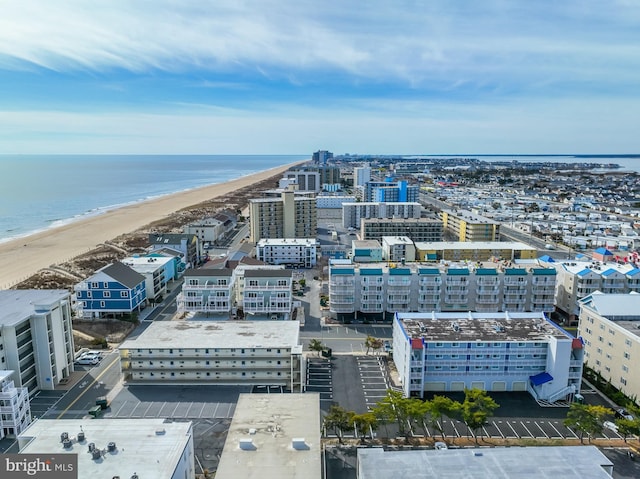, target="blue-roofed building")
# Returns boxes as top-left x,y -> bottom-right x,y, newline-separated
592,247 -> 614,262
75,261 -> 147,318
393,311 -> 583,403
